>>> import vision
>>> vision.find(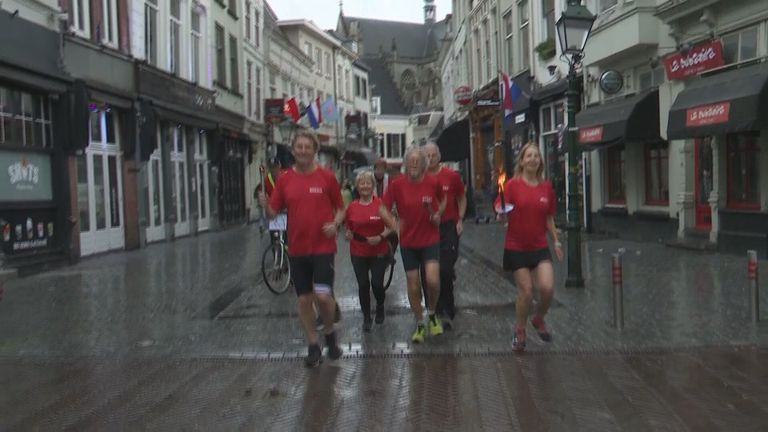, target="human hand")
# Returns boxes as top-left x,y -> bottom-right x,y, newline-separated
455,219 -> 464,236
554,242 -> 564,261
345,229 -> 353,241
322,222 -> 338,238
257,191 -> 268,208
367,235 -> 382,246
430,213 -> 441,225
